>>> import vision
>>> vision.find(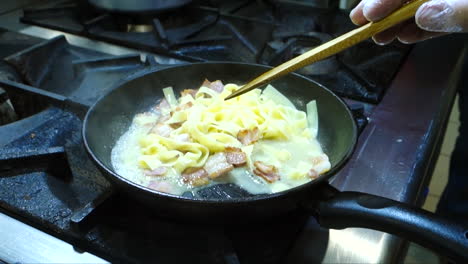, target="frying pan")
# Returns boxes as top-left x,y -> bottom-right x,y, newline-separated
83,62 -> 468,261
